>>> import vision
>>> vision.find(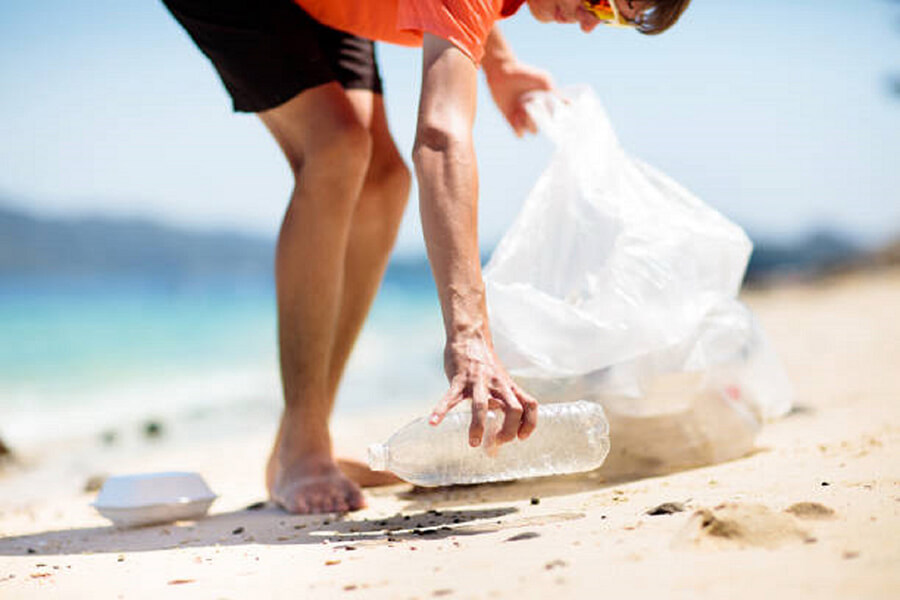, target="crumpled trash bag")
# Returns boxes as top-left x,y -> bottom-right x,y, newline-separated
484,86 -> 792,476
